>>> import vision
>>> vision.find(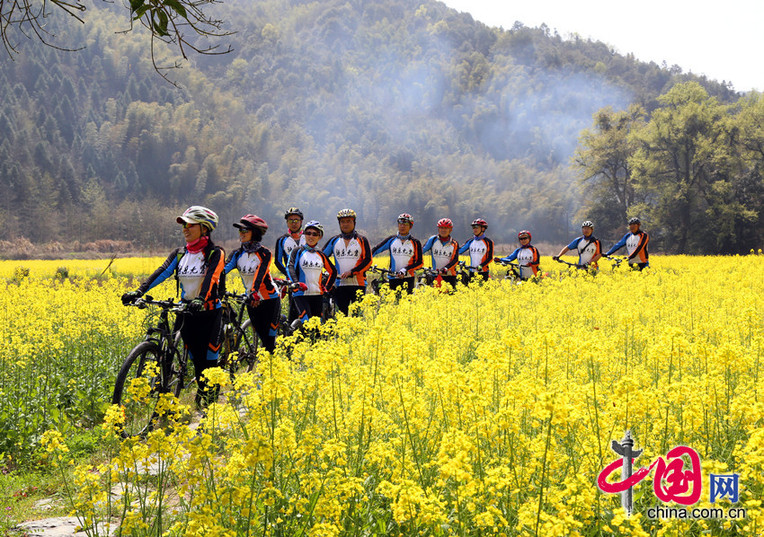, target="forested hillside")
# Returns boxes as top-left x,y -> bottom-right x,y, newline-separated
0,0 -> 757,255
